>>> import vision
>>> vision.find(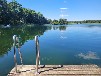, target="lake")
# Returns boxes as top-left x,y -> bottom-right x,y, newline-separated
0,24 -> 101,76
